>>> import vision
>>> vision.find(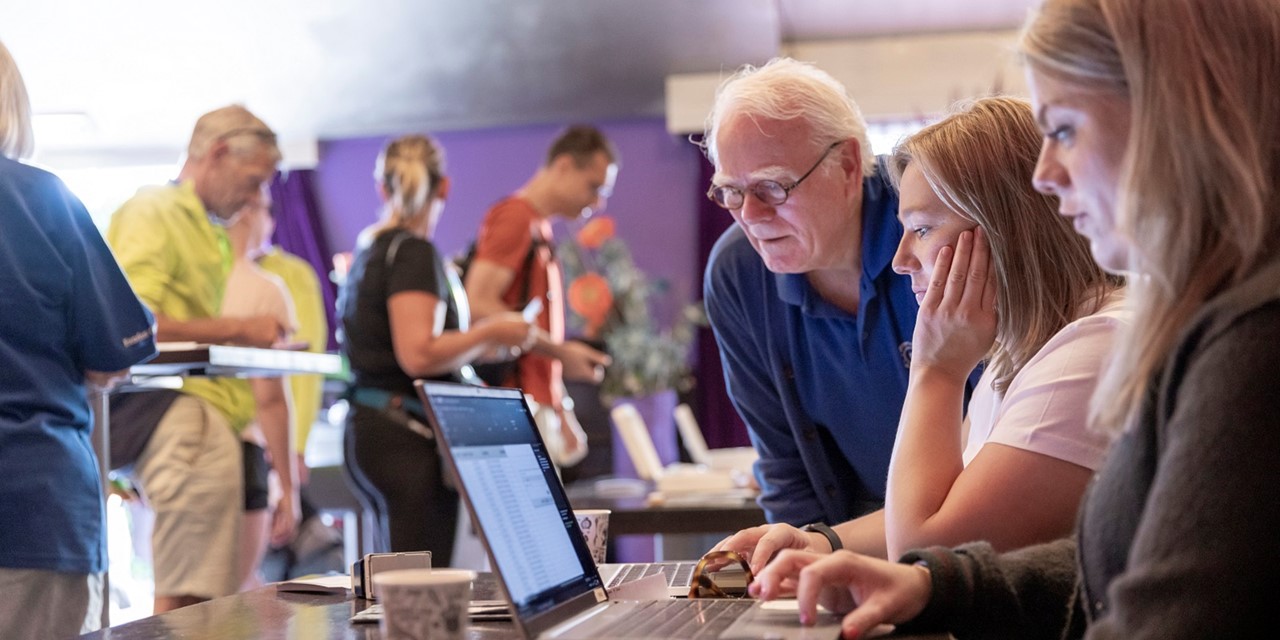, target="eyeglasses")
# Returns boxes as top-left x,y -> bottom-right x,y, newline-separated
707,141 -> 843,211
688,550 -> 754,599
